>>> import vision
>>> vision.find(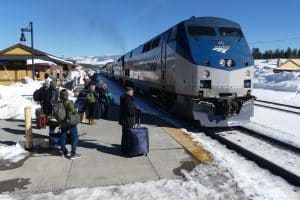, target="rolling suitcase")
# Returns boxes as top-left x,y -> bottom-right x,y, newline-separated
123,118 -> 149,156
